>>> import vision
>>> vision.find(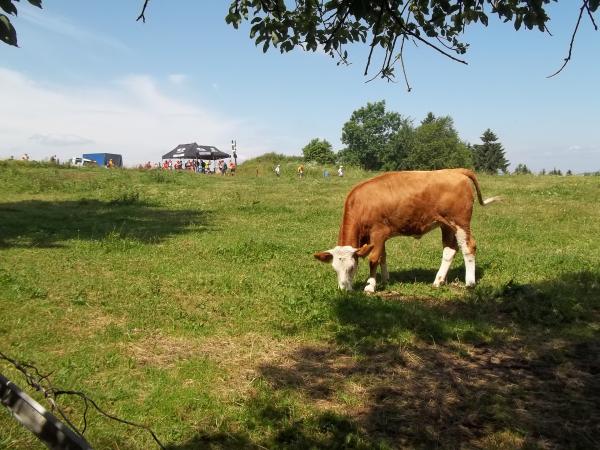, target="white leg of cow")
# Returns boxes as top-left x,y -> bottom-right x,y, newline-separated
456,227 -> 476,286
463,253 -> 476,286
433,247 -> 457,287
364,252 -> 381,293
364,277 -> 376,293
